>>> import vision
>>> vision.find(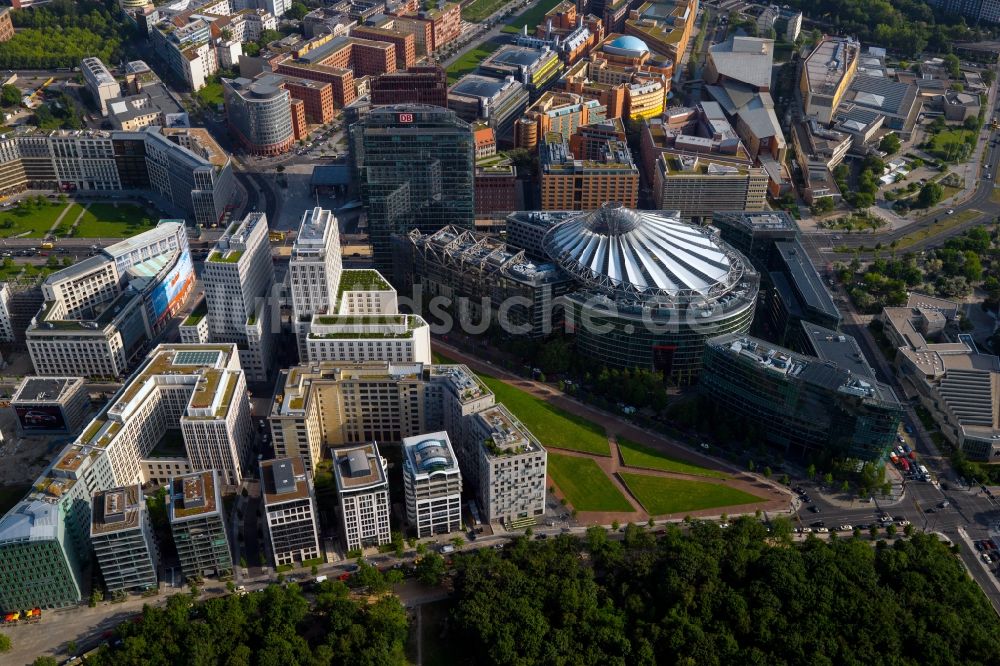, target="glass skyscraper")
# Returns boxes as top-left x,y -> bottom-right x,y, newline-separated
351,105 -> 475,272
